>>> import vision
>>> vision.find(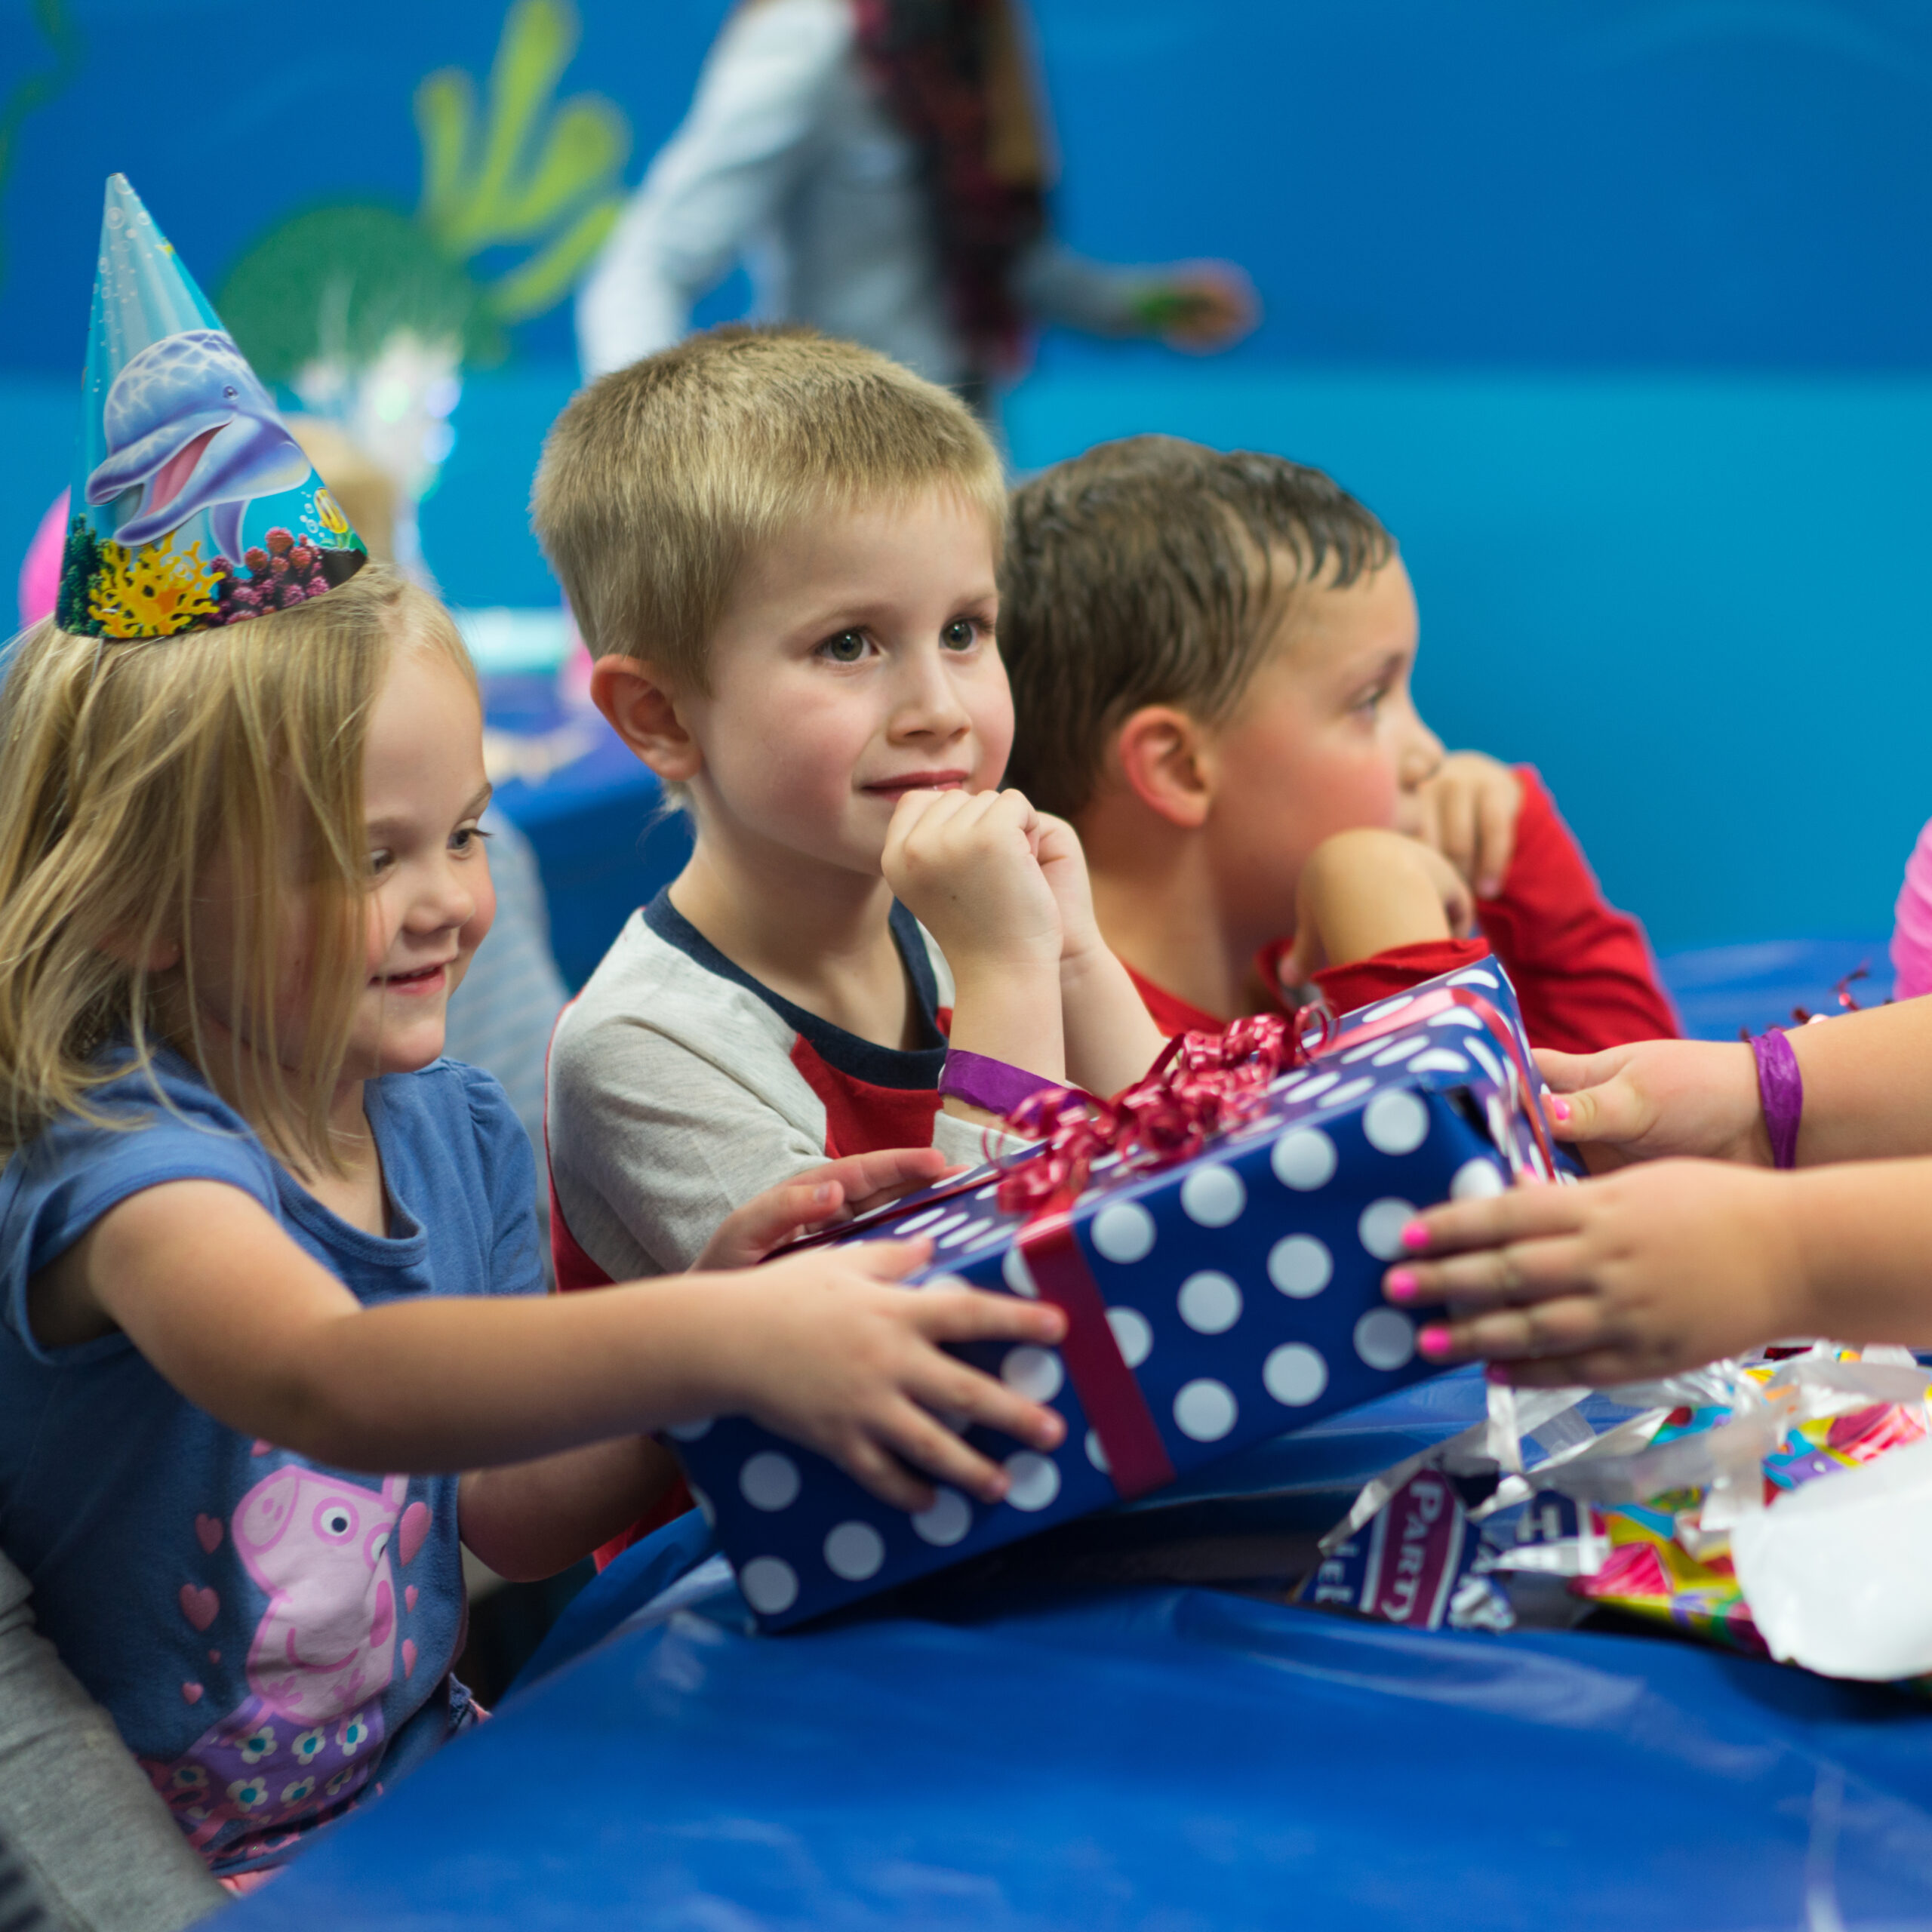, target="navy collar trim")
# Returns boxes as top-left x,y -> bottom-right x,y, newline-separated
644,891 -> 947,1092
